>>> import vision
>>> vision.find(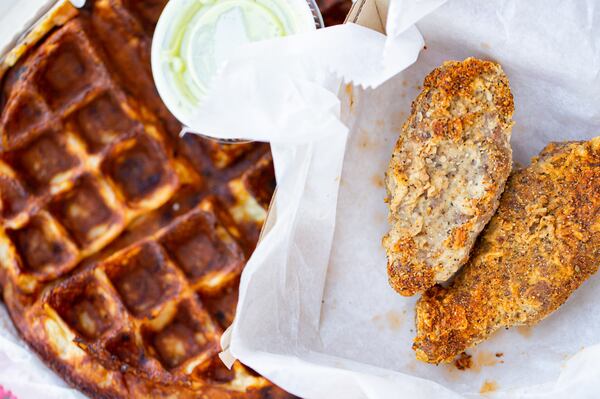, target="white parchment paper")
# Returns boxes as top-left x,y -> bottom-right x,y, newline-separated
0,305 -> 85,398
201,1 -> 600,398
